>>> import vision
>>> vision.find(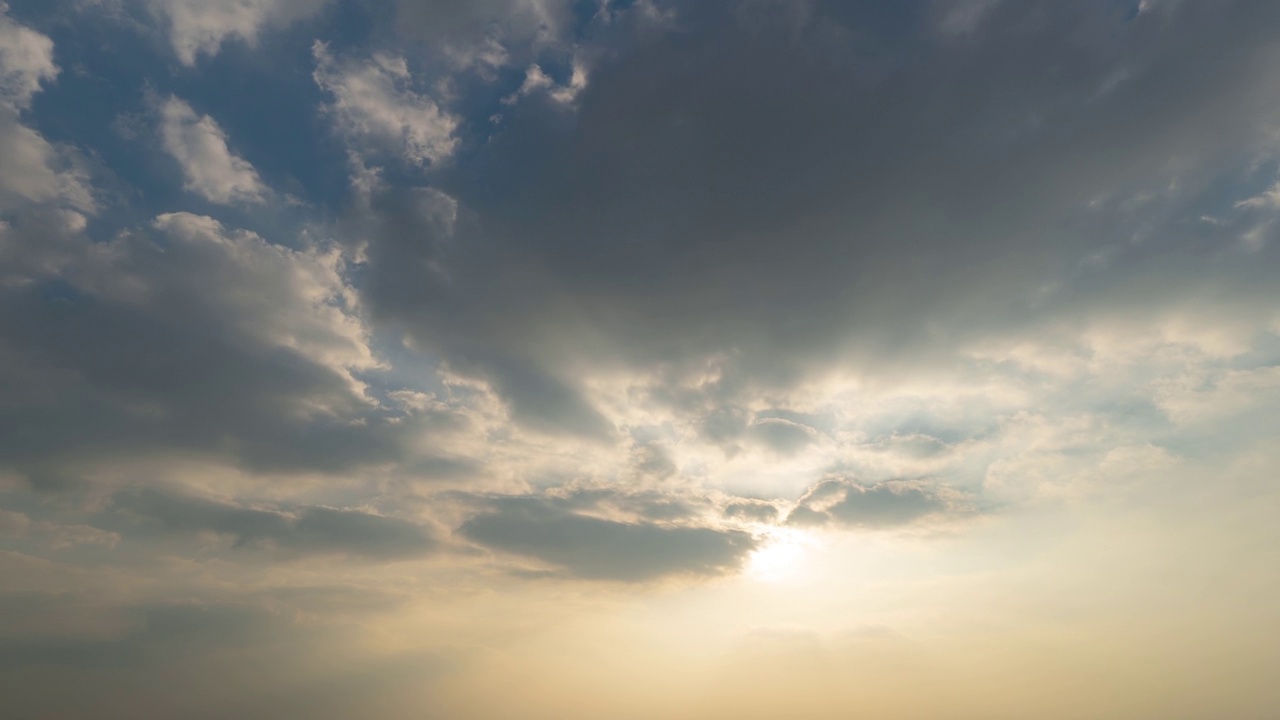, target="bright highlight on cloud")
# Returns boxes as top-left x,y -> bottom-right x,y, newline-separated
152,0 -> 330,66
1,1 -> 1279,718
0,3 -> 56,107
158,96 -> 267,204
0,4 -> 91,212
313,42 -> 459,169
